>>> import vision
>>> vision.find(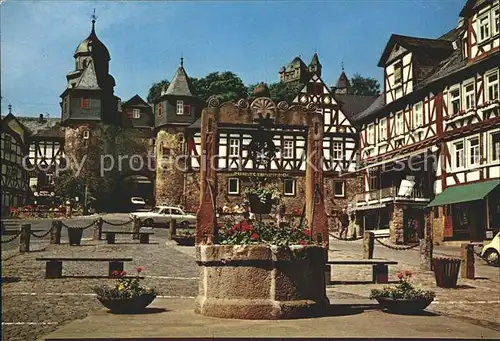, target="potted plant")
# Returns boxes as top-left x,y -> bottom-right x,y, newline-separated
172,230 -> 195,246
196,218 -> 329,319
244,183 -> 280,215
369,270 -> 435,314
93,266 -> 157,314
